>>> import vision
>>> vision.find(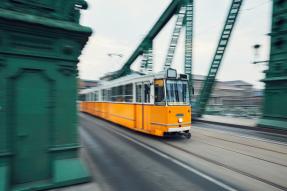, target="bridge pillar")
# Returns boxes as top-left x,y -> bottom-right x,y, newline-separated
0,0 -> 92,190
258,0 -> 287,129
